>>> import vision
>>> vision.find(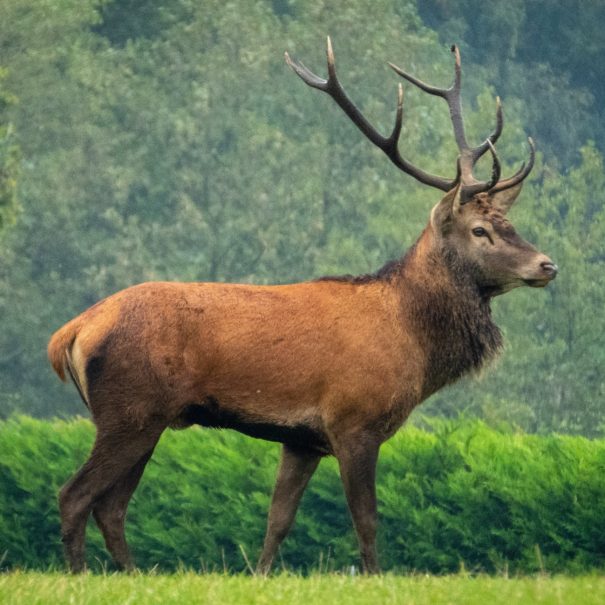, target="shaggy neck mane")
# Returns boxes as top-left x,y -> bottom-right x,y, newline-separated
399,232 -> 503,396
